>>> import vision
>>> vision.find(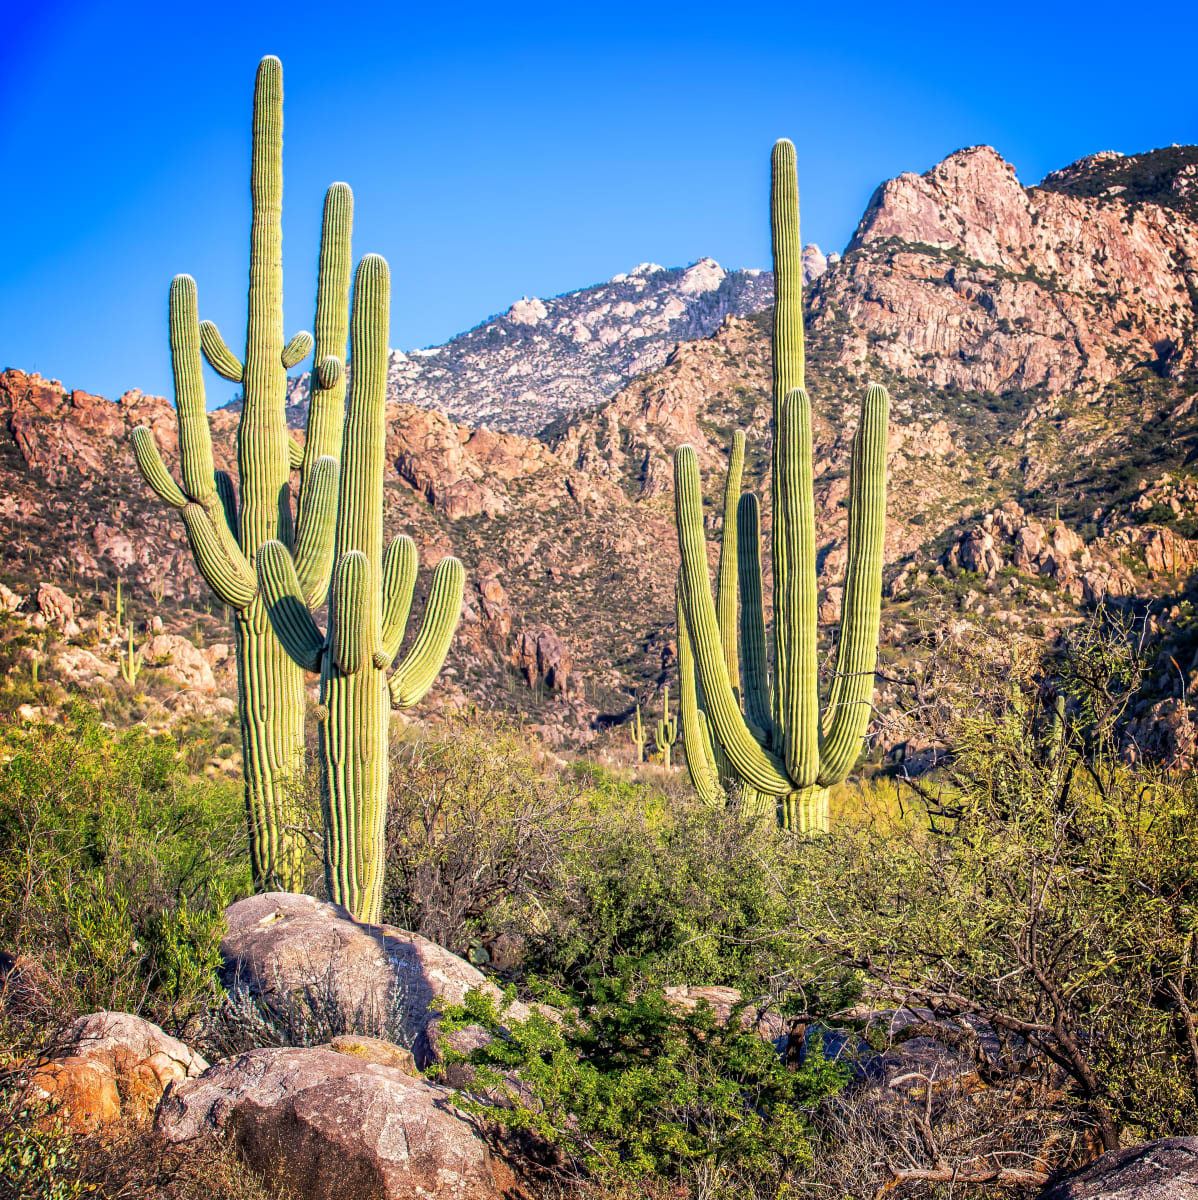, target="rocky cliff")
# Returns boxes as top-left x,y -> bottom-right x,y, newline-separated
811,144 -> 1198,394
